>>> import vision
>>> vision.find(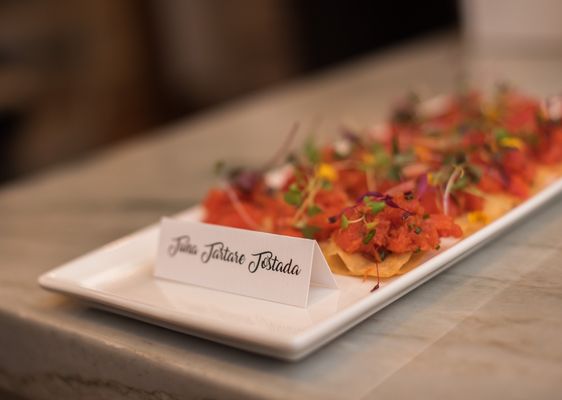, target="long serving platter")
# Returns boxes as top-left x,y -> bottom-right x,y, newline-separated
38,177 -> 562,360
